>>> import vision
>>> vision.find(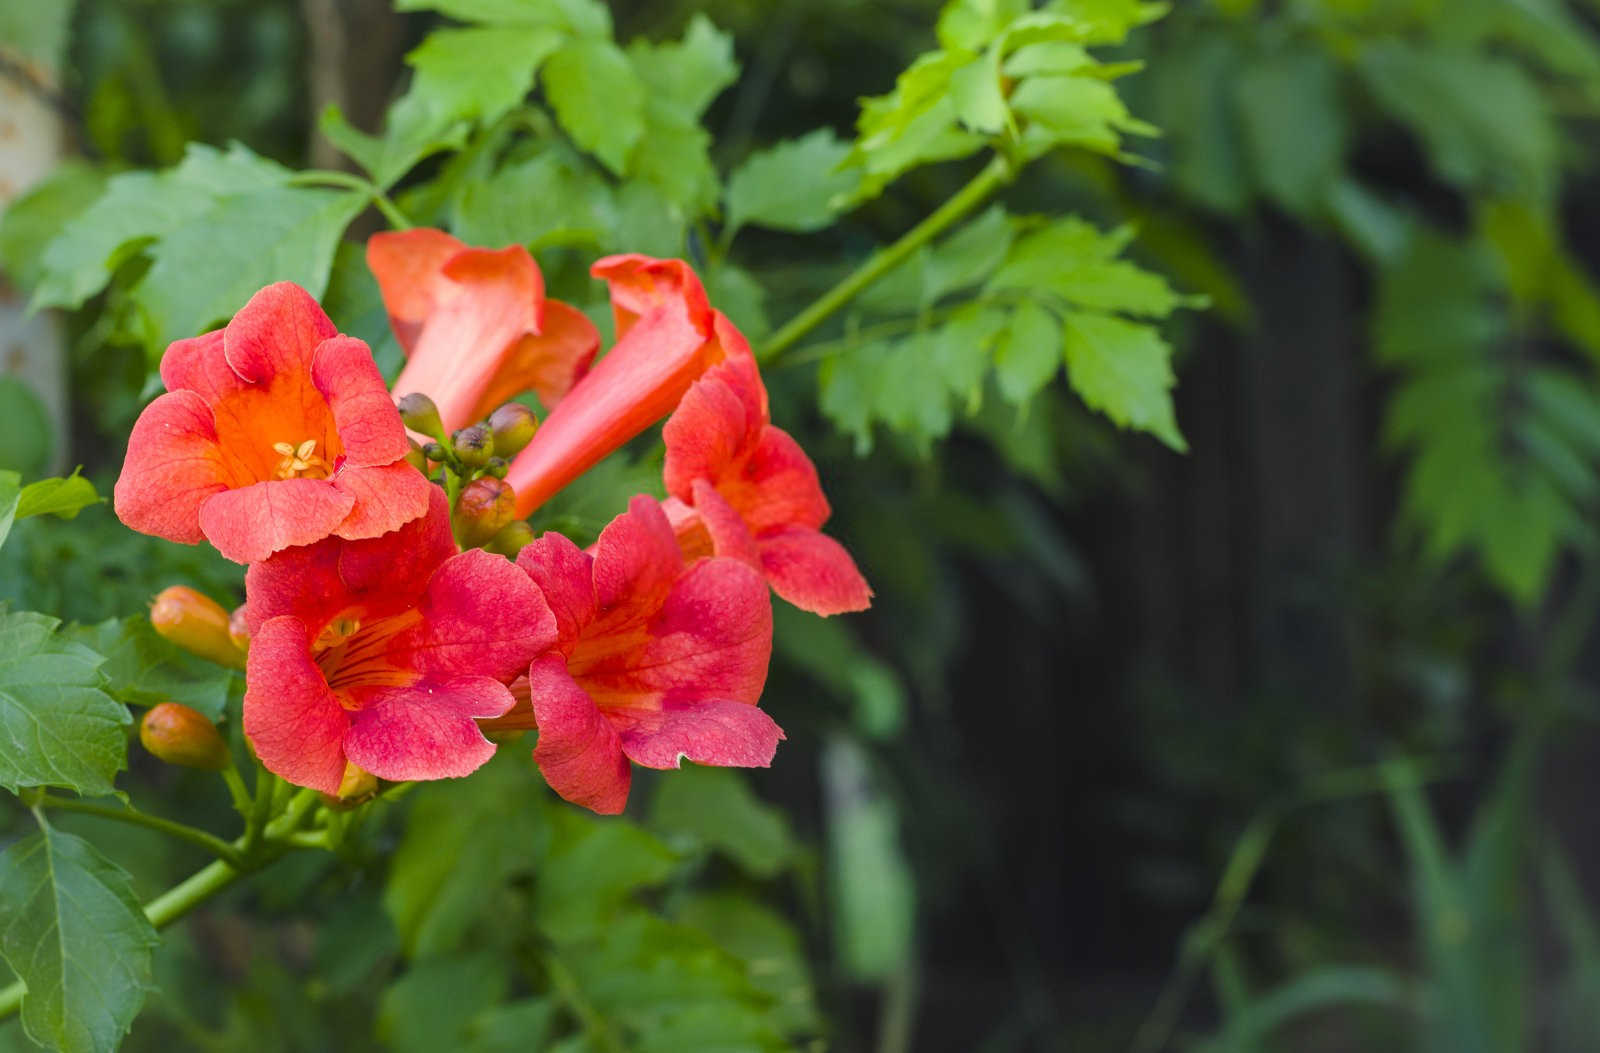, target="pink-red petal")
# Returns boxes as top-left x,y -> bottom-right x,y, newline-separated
336,485 -> 457,598
312,335 -> 411,468
243,616 -> 350,795
617,700 -> 784,771
472,299 -> 600,415
159,329 -> 247,404
514,532 -> 597,652
590,495 -> 685,614
242,535 -> 345,634
343,676 -> 513,782
390,548 -> 556,680
661,364 -> 761,504
197,477 -> 355,564
528,654 -> 632,814
330,461 -> 433,543
690,480 -> 761,567
223,282 -> 339,385
114,390 -> 230,545
757,527 -> 874,616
